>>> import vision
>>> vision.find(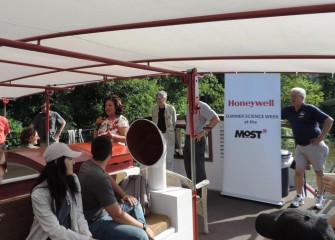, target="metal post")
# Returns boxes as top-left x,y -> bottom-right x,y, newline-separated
2,99 -> 9,117
185,68 -> 200,240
